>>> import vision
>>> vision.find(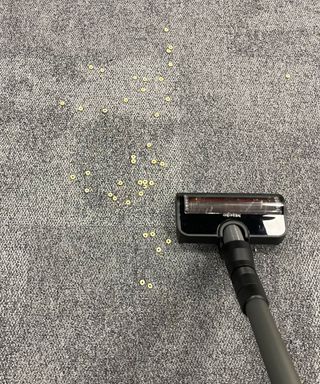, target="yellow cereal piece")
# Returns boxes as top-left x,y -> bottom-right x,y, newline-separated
132,75 -> 138,80
167,44 -> 174,50
123,97 -> 129,103
140,87 -> 146,93
154,112 -> 160,118
159,161 -> 166,167
84,170 -> 91,176
137,180 -> 143,185
147,283 -> 153,289
139,279 -> 146,286
69,174 -> 76,181
130,154 -> 137,159
166,238 -> 172,245
142,77 -> 148,82
156,247 -> 162,253
148,180 -> 155,186
168,61 -> 173,67
165,96 -> 171,102
285,73 -> 291,79
146,142 -> 153,149
125,199 -> 131,206
101,108 -> 108,114
166,48 -> 172,54
158,76 -> 164,81
142,179 -> 148,185
107,192 -> 113,198
131,159 -> 137,164
112,195 -> 118,201
150,231 -> 156,237
88,64 -> 94,70
138,191 -> 144,197
84,187 -> 91,193
100,67 -> 105,73
117,180 -> 124,186
59,100 -> 65,107
78,105 -> 84,111
143,232 -> 149,238
163,27 -> 169,32
151,159 -> 158,165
